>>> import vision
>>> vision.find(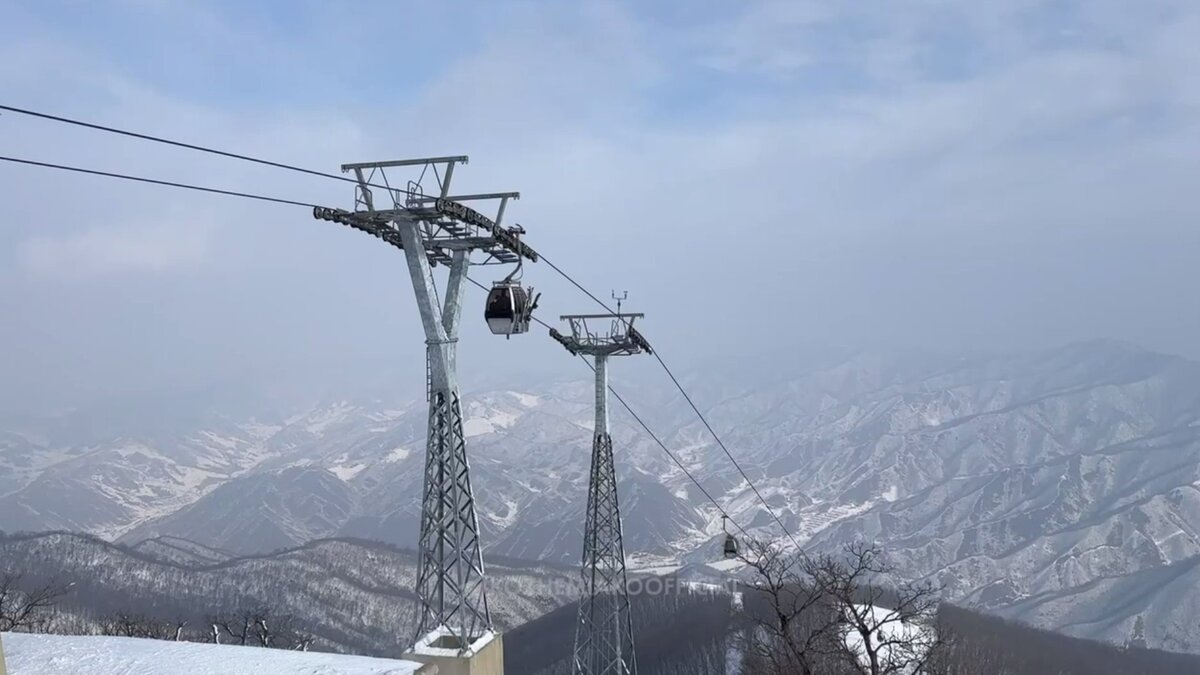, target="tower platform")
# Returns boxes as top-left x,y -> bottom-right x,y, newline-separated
404,627 -> 505,675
